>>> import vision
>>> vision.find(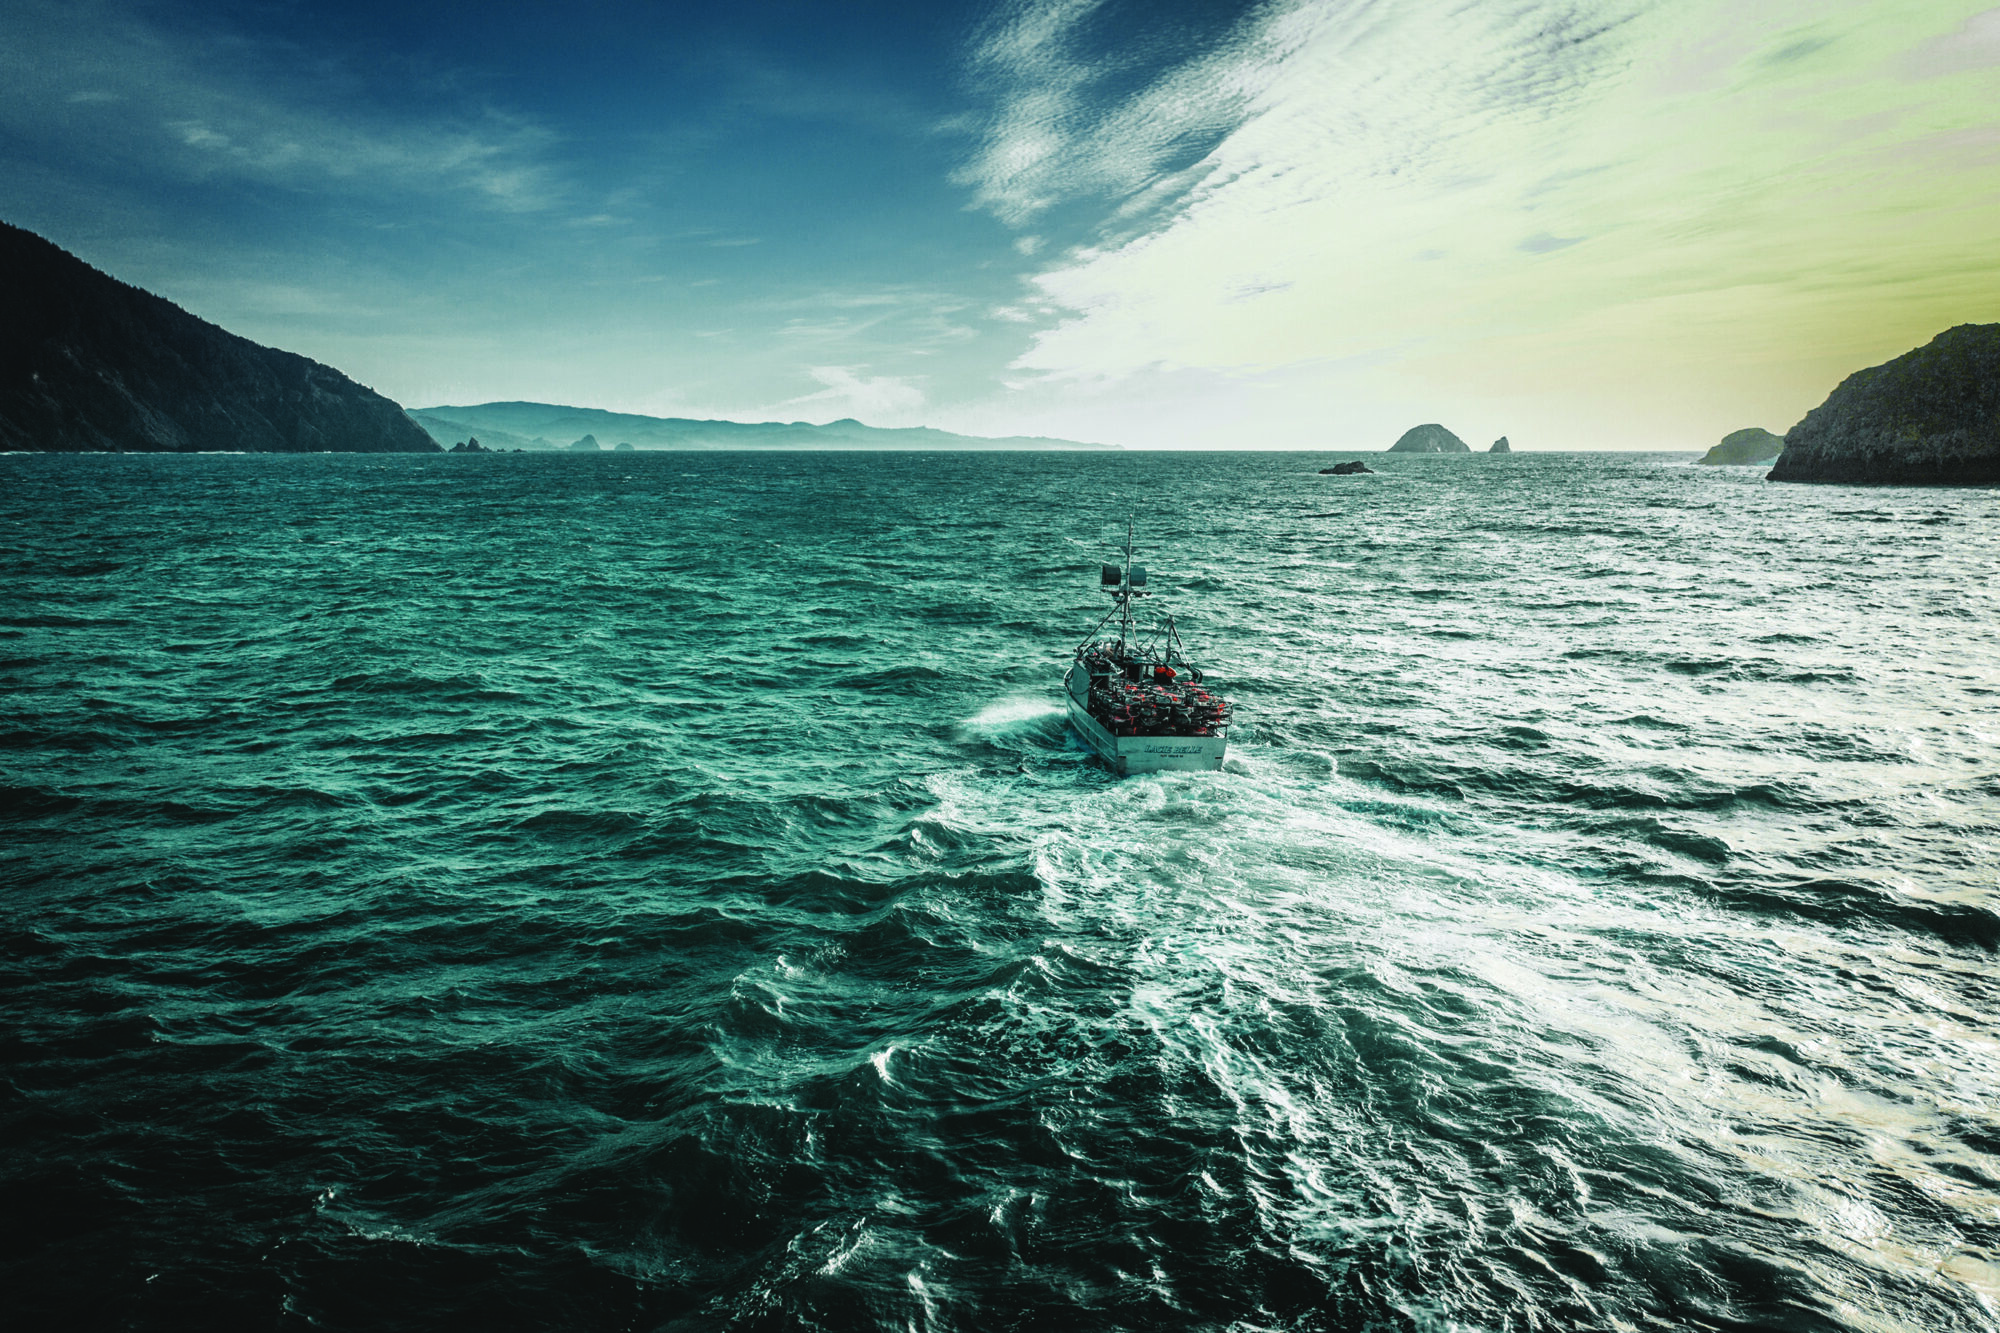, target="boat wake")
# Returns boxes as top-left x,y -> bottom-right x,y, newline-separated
959,696 -> 1065,737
